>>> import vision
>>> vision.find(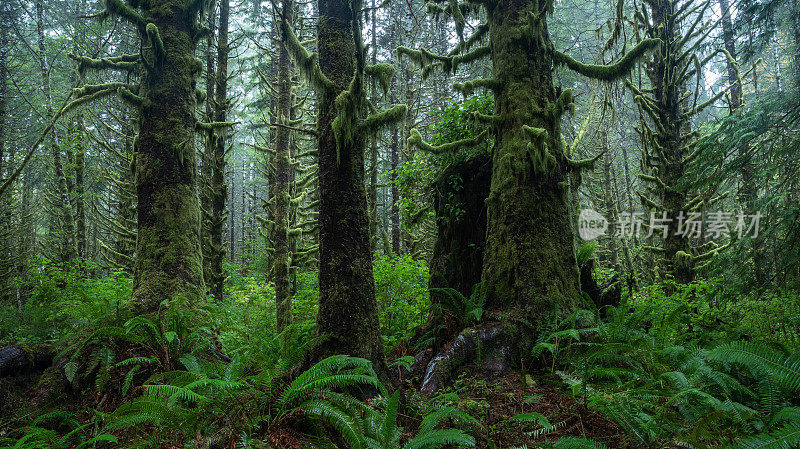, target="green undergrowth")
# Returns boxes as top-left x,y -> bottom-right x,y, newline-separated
532,280 -> 800,449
